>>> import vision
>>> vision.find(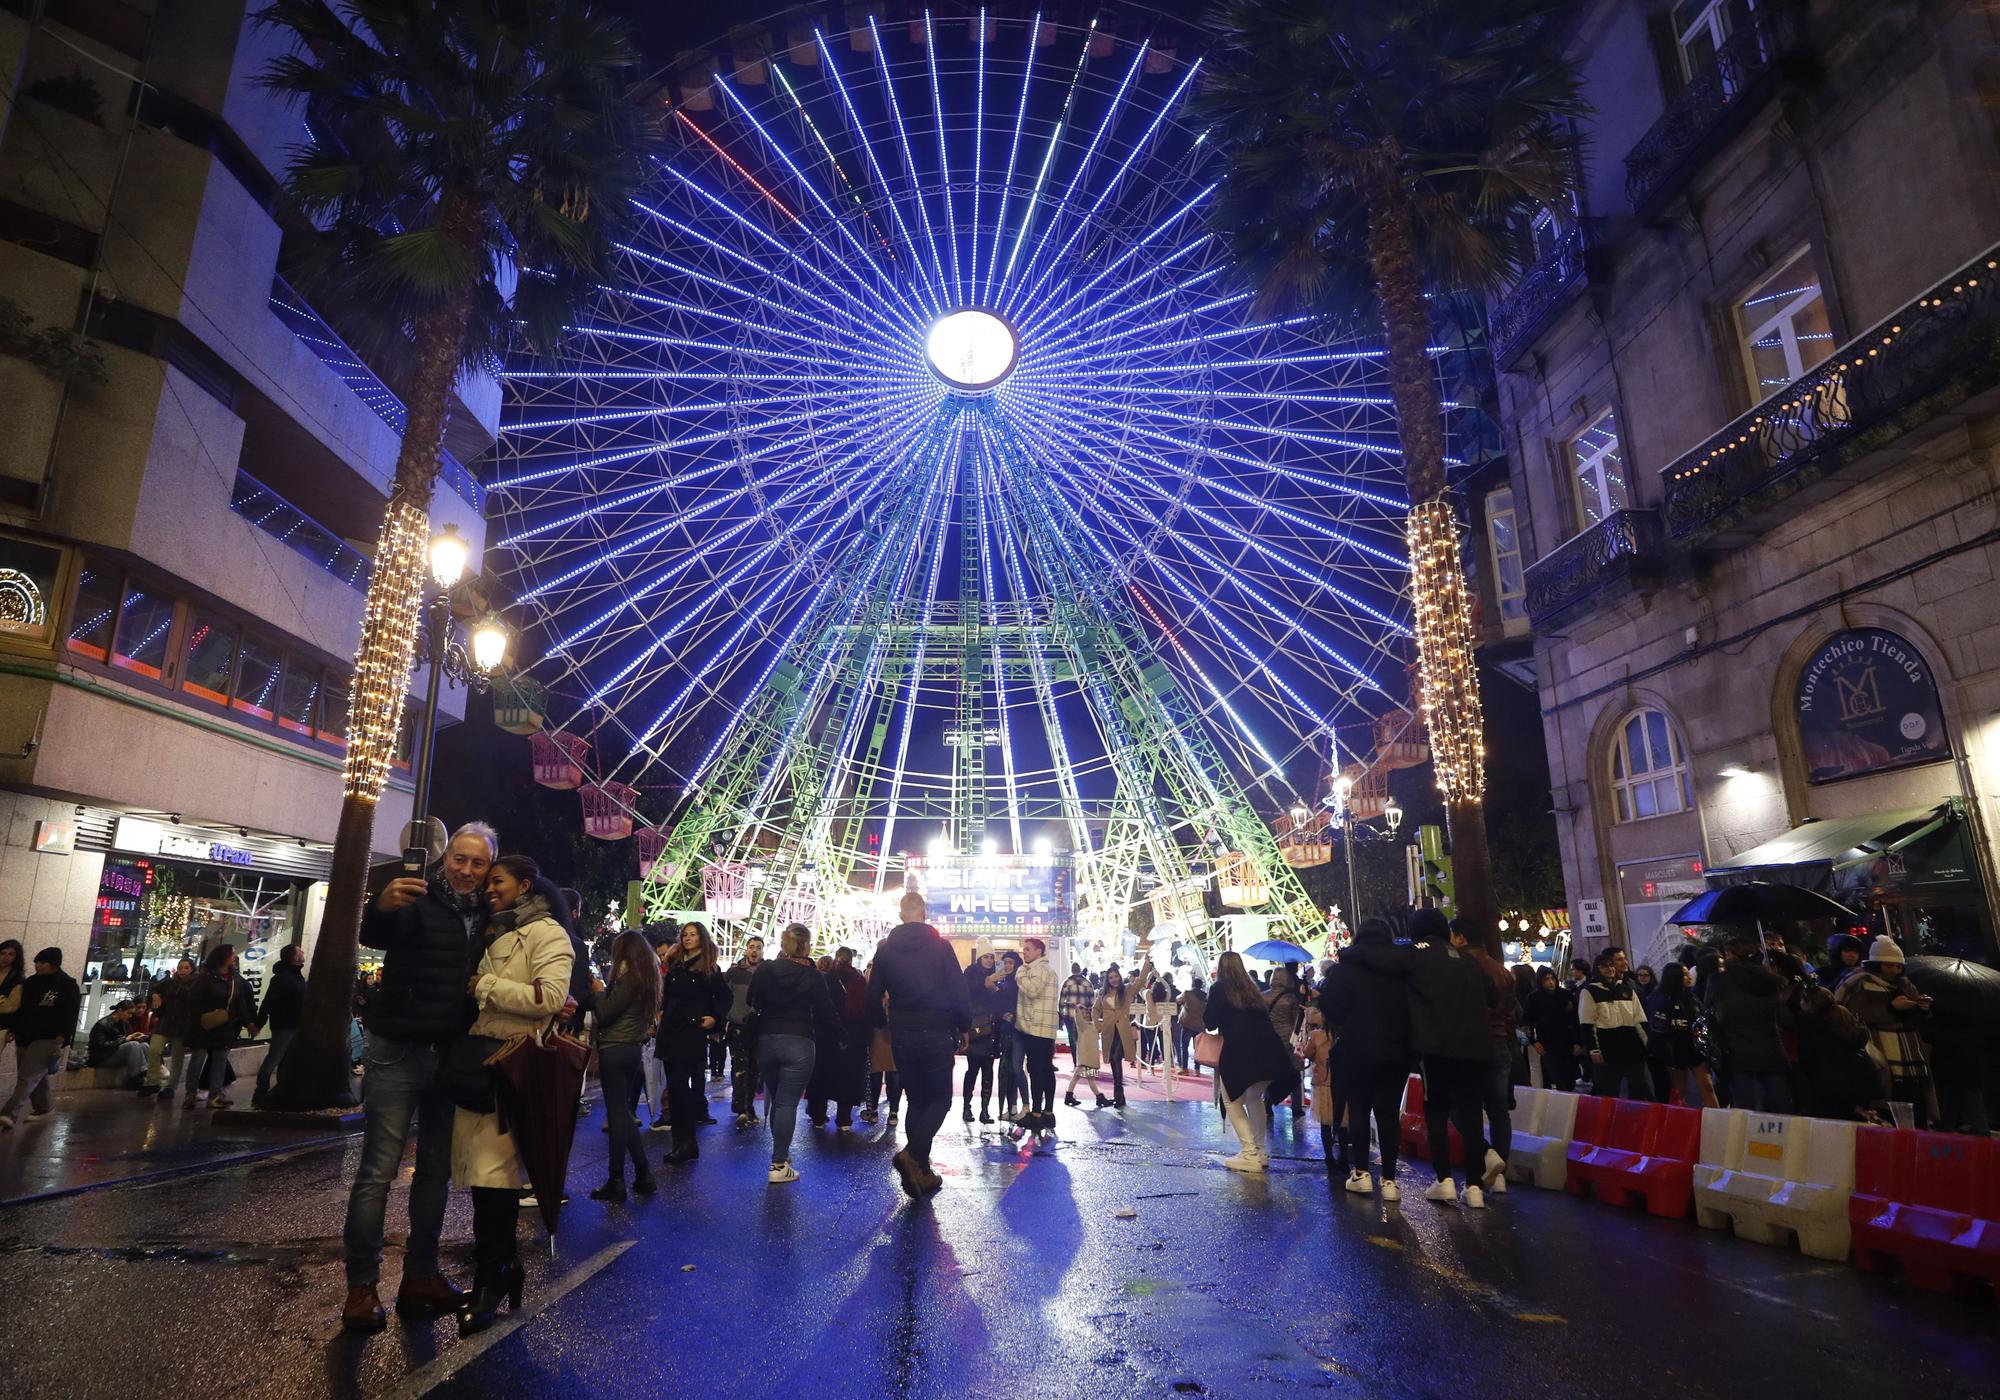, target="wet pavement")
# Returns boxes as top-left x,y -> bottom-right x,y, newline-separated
0,1083 -> 1994,1399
